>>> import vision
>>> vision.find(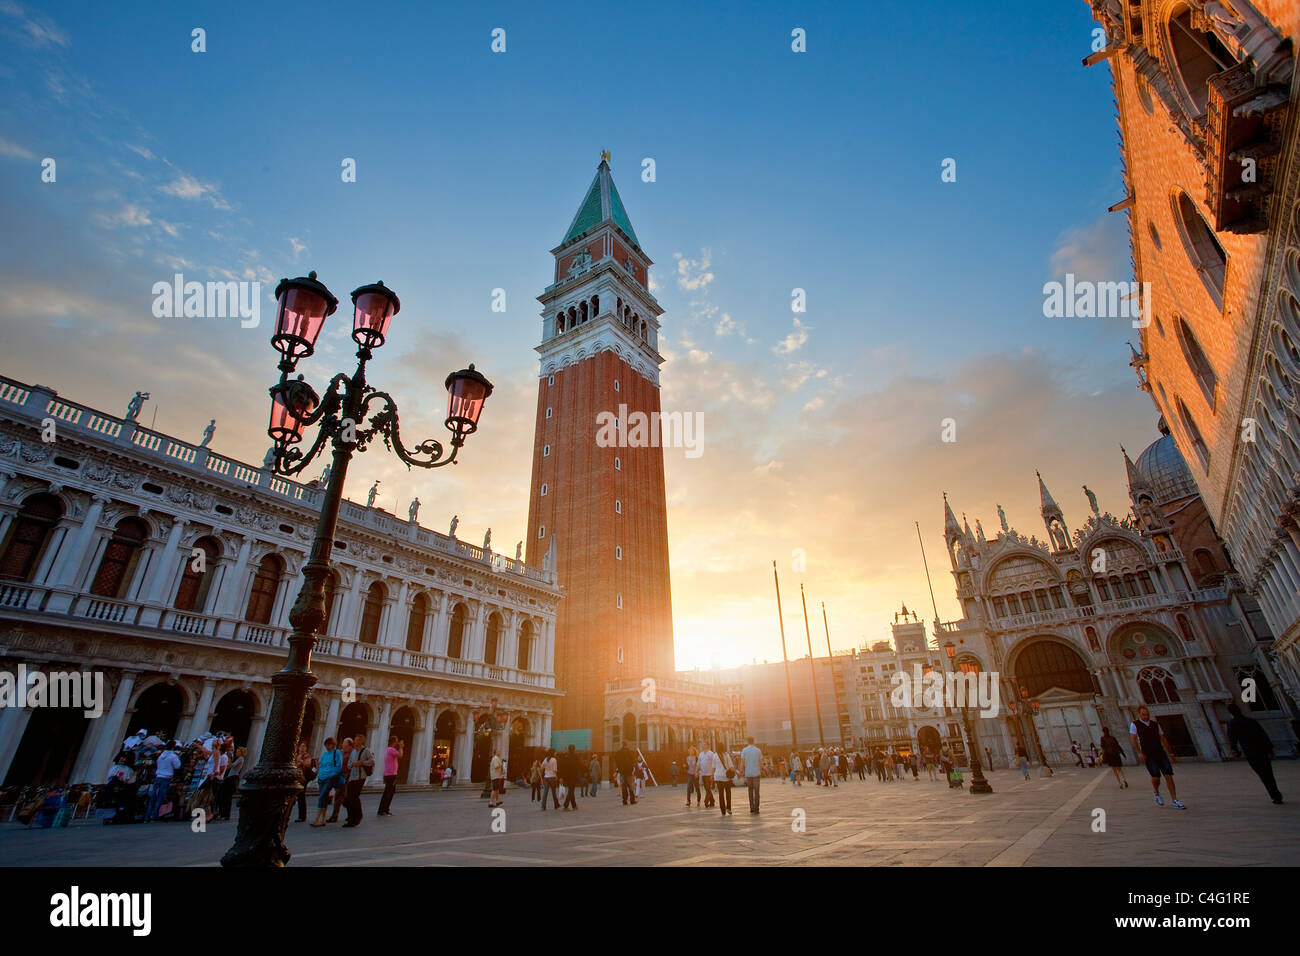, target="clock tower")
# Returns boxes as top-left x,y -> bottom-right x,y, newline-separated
525,155 -> 675,745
